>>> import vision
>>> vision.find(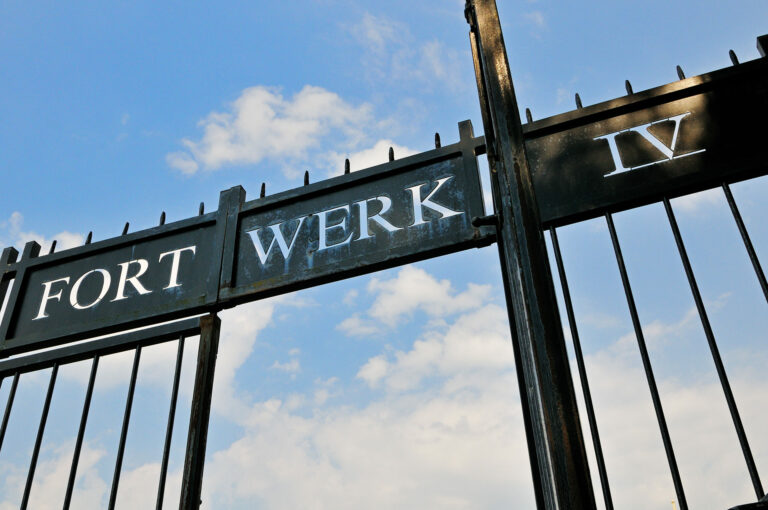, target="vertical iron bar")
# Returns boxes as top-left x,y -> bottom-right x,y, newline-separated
20,364 -> 59,509
179,315 -> 220,510
63,355 -> 100,510
469,27 -> 544,509
466,1 -> 596,508
605,213 -> 688,510
664,197 -> 764,499
0,372 -> 20,455
156,335 -> 185,510
722,183 -> 768,304
550,227 -> 615,510
108,346 -> 142,510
